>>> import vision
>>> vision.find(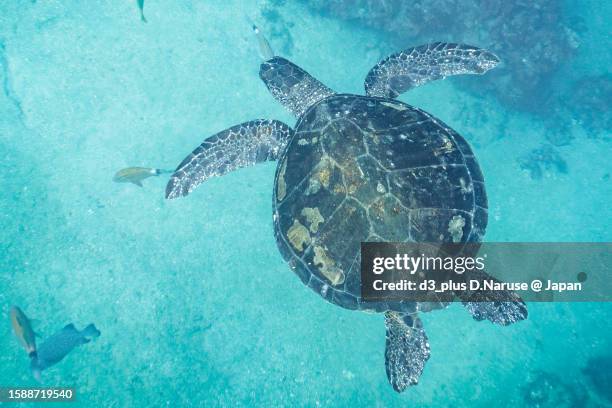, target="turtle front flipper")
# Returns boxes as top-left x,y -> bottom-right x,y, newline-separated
384,312 -> 430,392
259,57 -> 335,117
166,119 -> 293,199
364,42 -> 500,98
458,269 -> 528,326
